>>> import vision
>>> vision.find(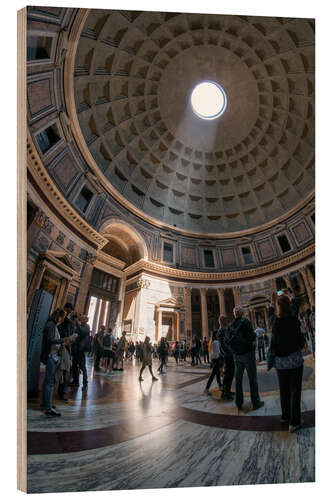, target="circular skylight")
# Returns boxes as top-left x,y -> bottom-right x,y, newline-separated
191,81 -> 227,120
